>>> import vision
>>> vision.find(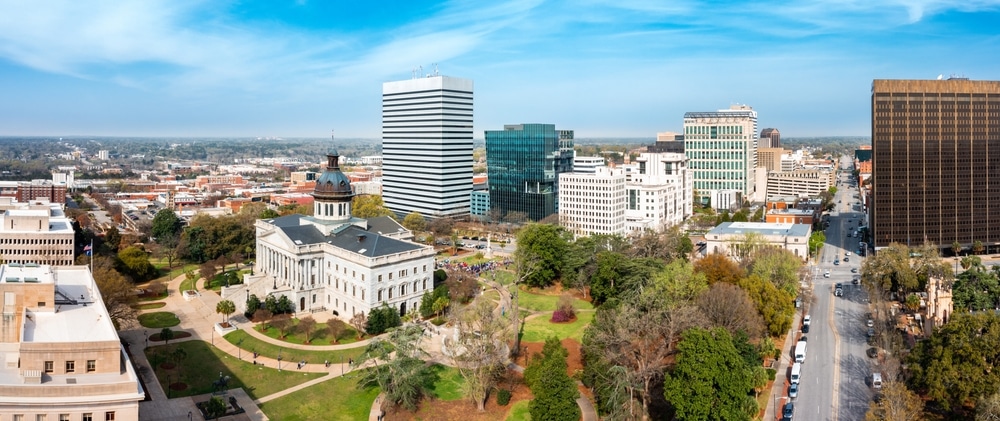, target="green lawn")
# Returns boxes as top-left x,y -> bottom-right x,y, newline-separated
491,270 -> 516,285
521,311 -> 595,343
259,319 -> 362,346
505,400 -> 532,421
133,302 -> 166,310
179,275 -> 197,293
513,289 -> 594,312
224,330 -> 366,365
258,372 -> 378,421
205,270 -> 250,291
427,364 -> 464,401
138,311 -> 180,328
145,340 -> 323,400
